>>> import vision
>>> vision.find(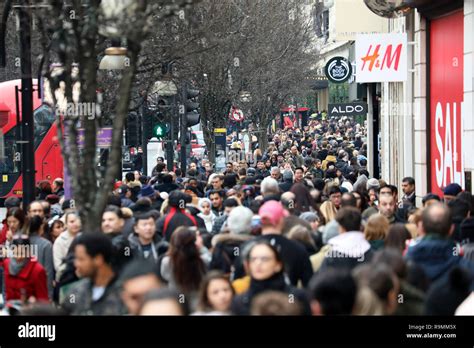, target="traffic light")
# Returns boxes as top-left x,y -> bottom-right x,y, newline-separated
144,95 -> 170,140
183,87 -> 200,127
126,112 -> 140,147
153,123 -> 168,140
